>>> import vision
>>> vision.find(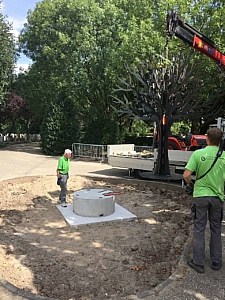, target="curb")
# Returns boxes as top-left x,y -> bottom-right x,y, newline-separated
151,229 -> 192,298
0,279 -> 57,300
